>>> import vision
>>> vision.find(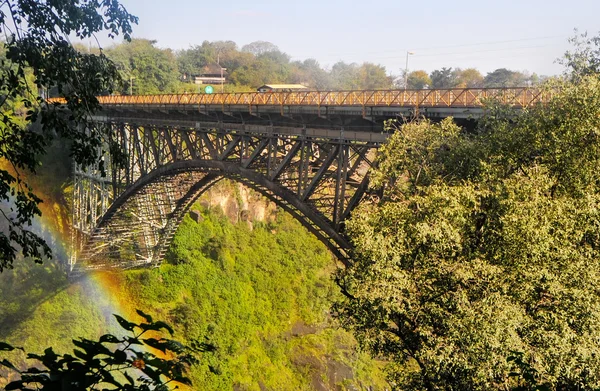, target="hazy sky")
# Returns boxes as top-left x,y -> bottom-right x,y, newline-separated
101,0 -> 600,77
